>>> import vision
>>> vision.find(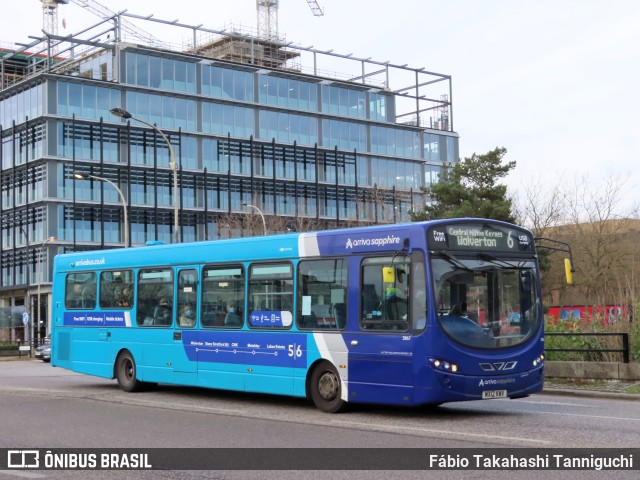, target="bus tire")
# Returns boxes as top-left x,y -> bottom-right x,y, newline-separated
310,362 -> 346,413
116,351 -> 143,393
